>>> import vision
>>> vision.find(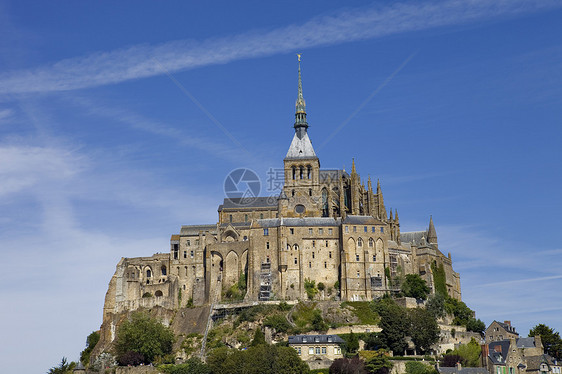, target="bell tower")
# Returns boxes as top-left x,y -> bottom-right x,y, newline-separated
282,55 -> 321,217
